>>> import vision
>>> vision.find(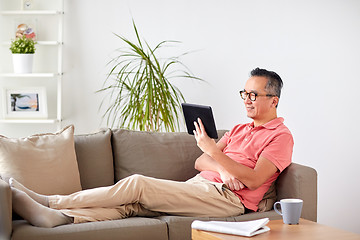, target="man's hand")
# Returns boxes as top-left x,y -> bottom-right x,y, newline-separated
219,169 -> 245,191
193,118 -> 218,156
